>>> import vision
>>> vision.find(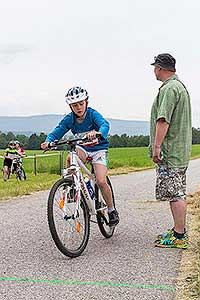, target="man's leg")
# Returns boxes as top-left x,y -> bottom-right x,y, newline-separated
155,199 -> 188,247
155,165 -> 188,247
170,200 -> 187,234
